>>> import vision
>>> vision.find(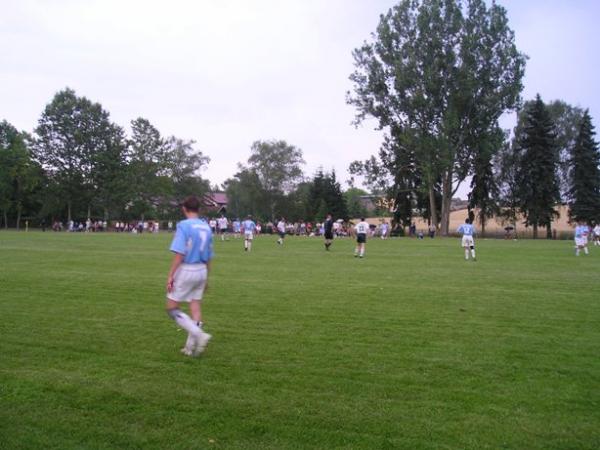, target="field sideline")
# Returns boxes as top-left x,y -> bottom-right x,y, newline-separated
1,232 -> 599,449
